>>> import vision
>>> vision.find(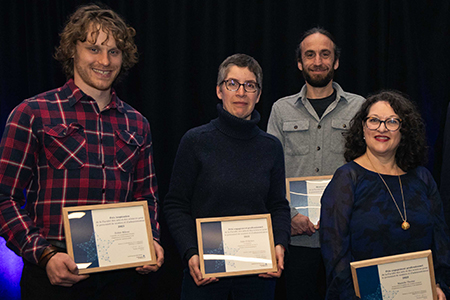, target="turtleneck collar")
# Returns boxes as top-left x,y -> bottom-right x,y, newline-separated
211,103 -> 261,140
